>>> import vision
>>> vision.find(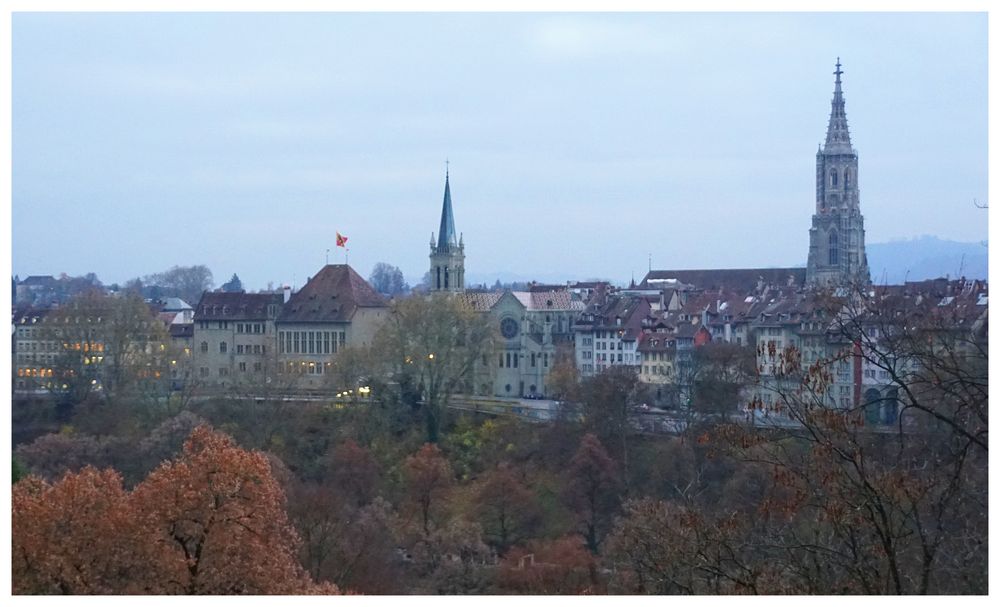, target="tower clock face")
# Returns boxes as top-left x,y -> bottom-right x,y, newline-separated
500,317 -> 519,339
